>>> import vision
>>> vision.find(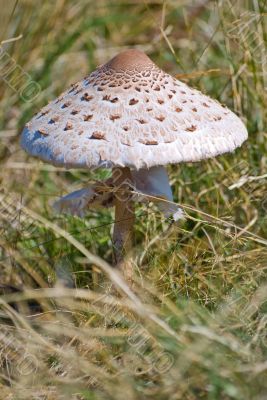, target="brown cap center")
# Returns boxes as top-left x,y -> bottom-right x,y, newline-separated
105,49 -> 154,72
